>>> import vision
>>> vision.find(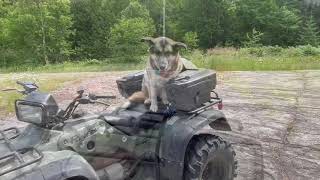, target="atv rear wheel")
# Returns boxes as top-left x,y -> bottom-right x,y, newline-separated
184,135 -> 237,180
